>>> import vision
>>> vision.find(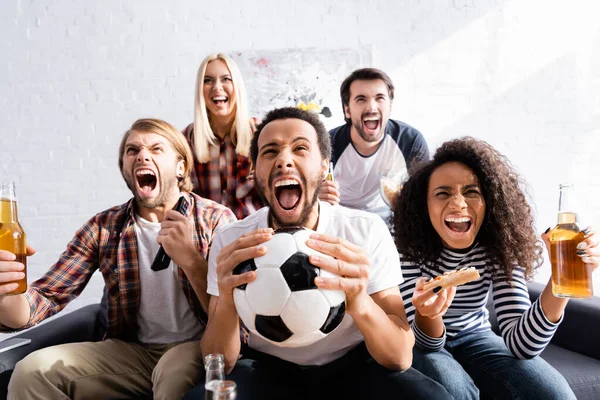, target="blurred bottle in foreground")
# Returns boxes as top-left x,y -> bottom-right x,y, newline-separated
204,353 -> 225,400
214,380 -> 237,400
